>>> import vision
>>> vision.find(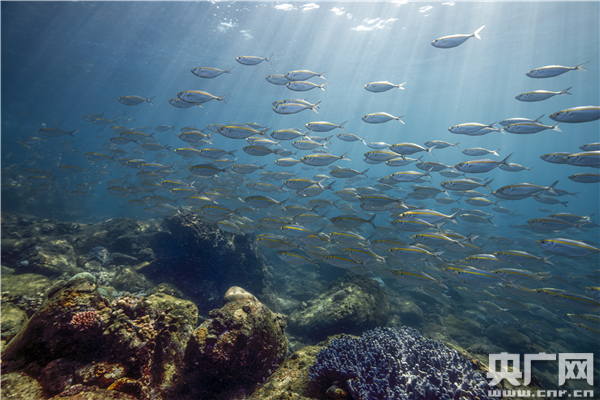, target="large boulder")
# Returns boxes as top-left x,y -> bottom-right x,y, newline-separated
171,287 -> 288,399
287,274 -> 390,342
